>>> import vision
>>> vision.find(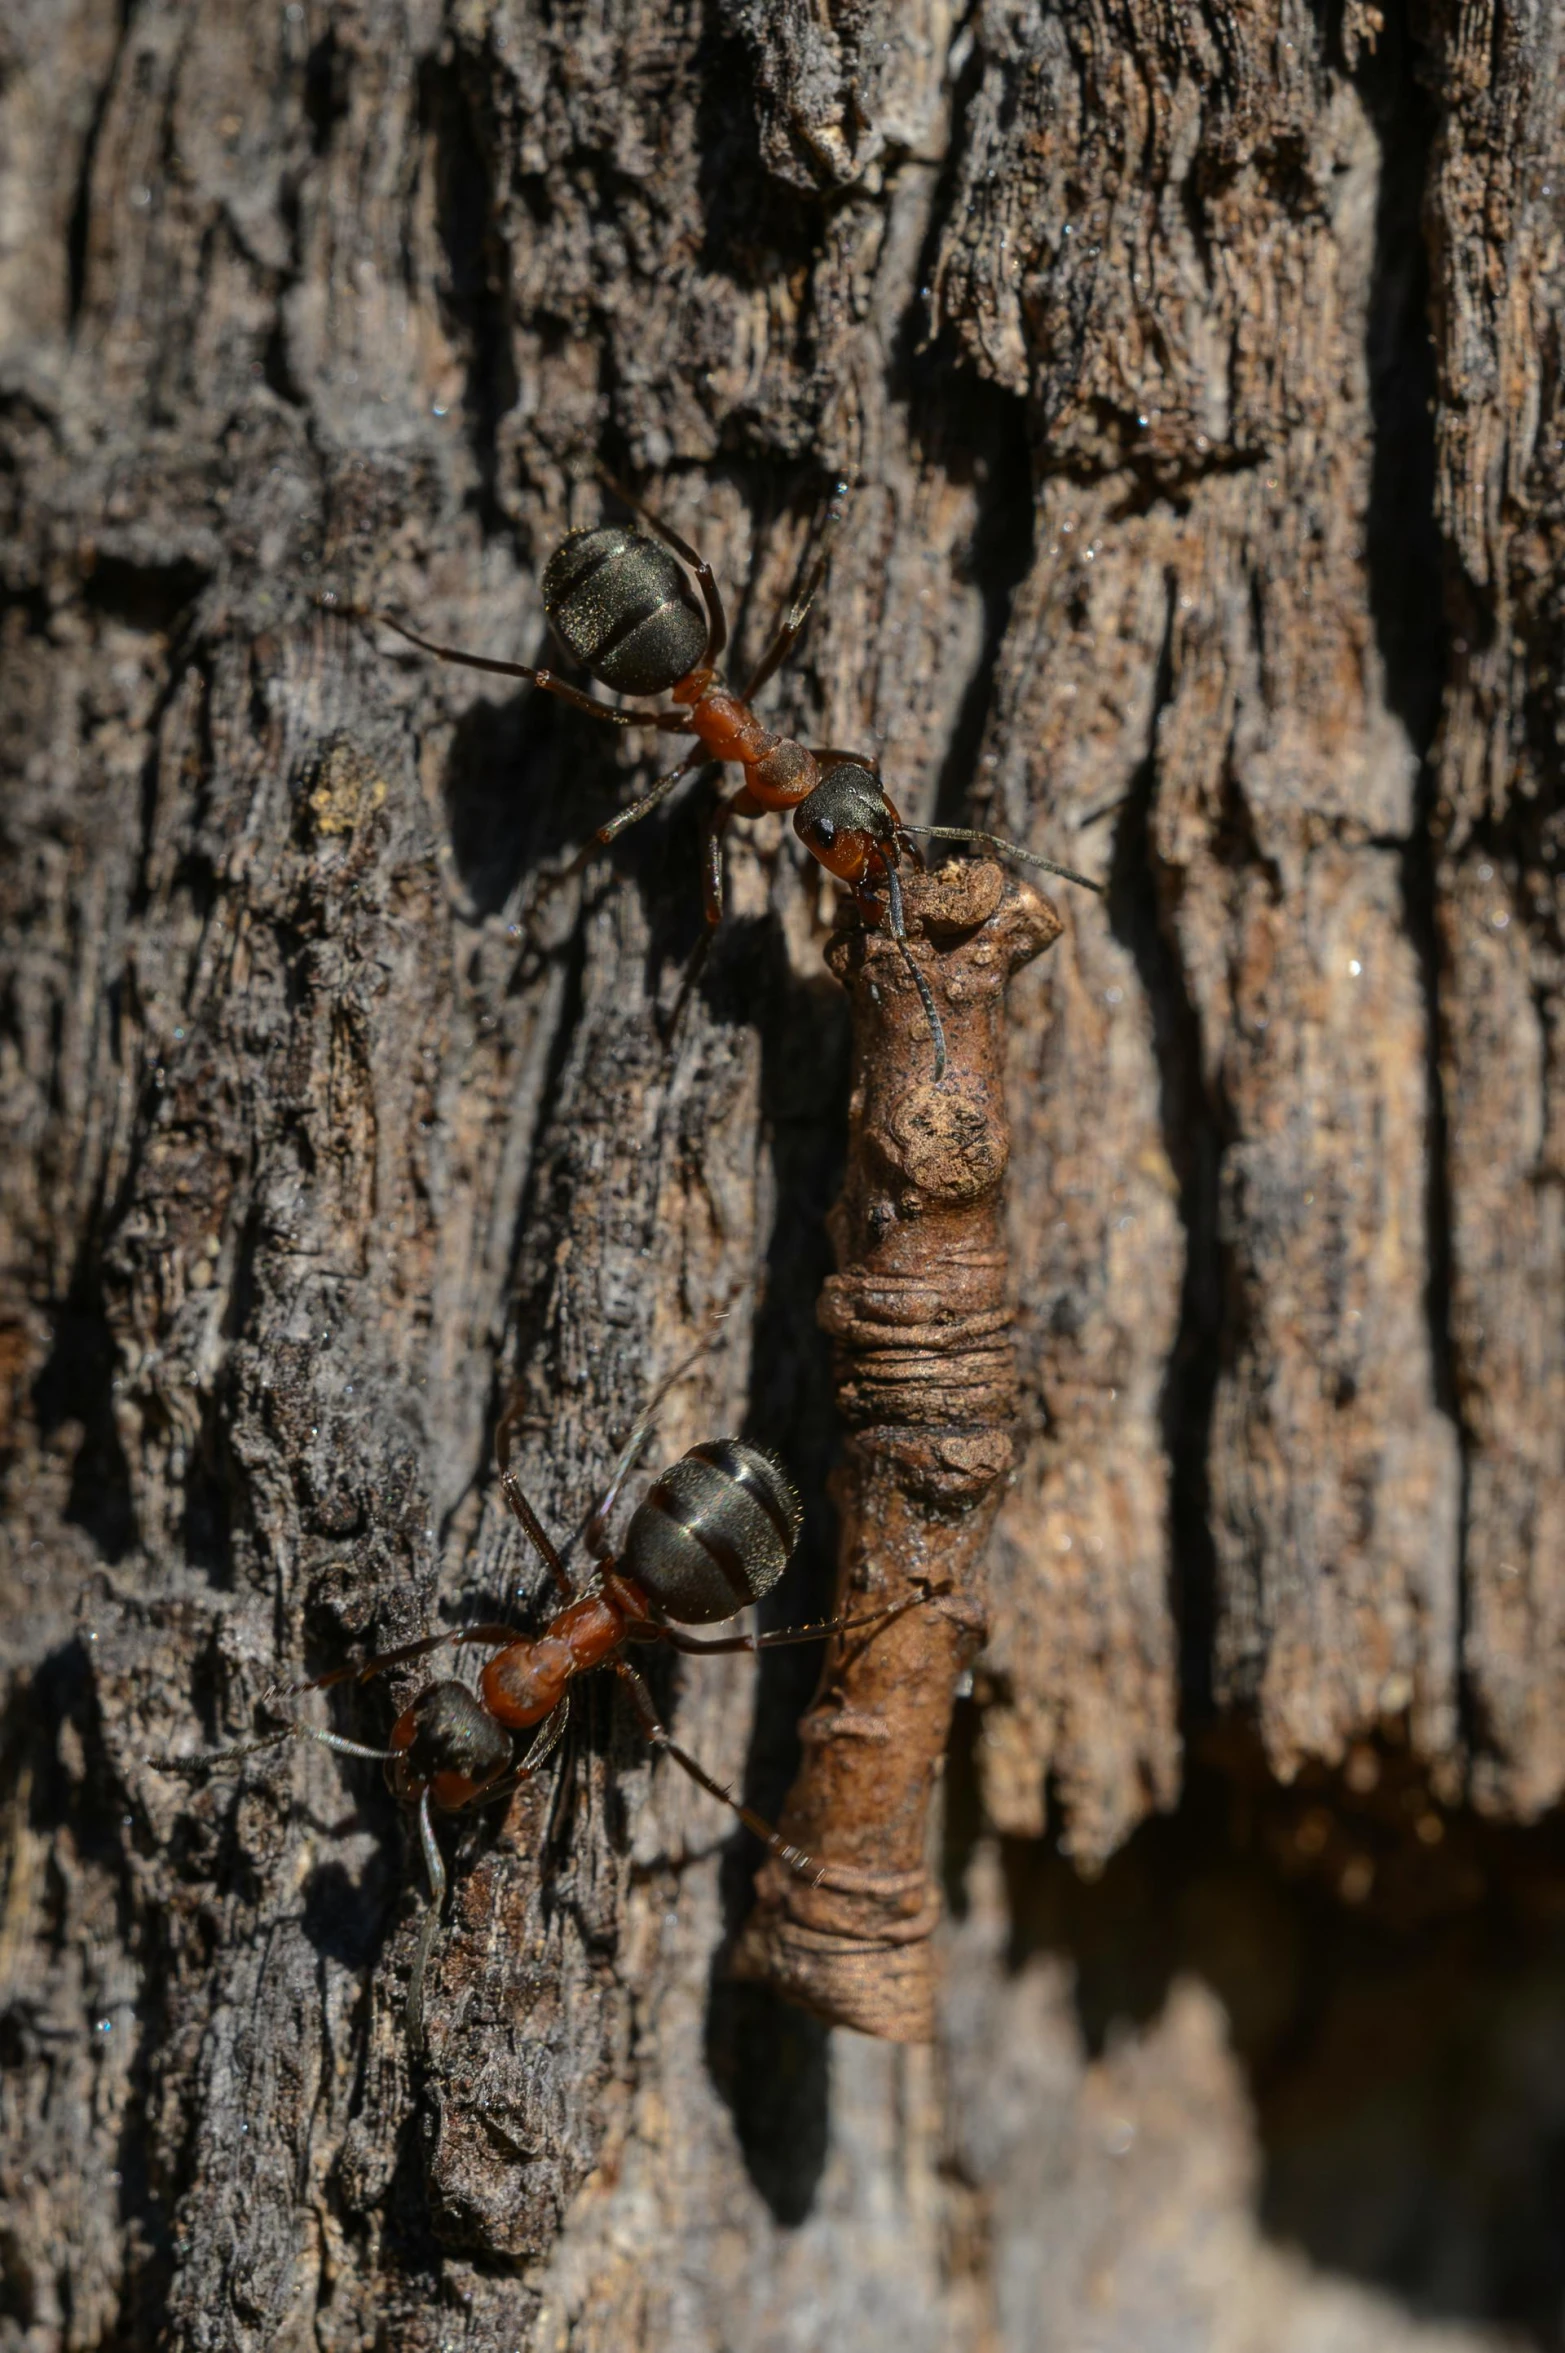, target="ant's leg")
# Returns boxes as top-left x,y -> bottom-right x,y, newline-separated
899,824 -> 1103,896
595,466 -> 728,667
613,1659 -> 838,1887
567,1314 -> 735,1567
495,1395 -> 577,1602
319,600 -> 690,732
666,777 -> 754,1038
292,1624 -> 531,1695
532,749 -> 709,912
653,1593 -> 928,1656
701,783 -> 763,927
676,781 -> 762,1030
495,1314 -> 734,1599
518,1692 -> 572,1776
498,1472 -> 576,1604
883,860 -> 948,1084
407,1786 -> 447,2051
741,554 -> 832,701
593,748 -> 710,851
740,481 -> 852,700
144,1716 -> 397,1777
